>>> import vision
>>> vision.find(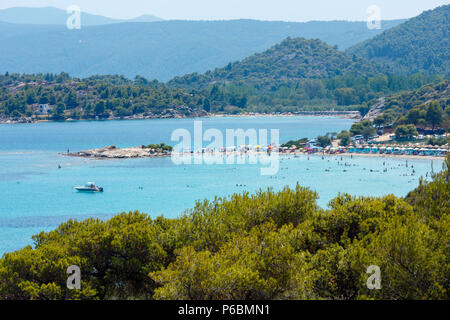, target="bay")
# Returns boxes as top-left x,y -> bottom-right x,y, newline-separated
0,116 -> 441,255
